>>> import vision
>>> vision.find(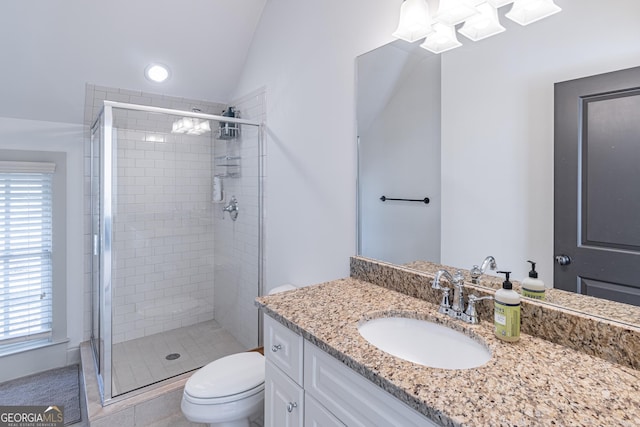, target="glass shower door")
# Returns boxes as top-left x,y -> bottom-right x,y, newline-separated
90,115 -> 103,386
90,100 -> 263,404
